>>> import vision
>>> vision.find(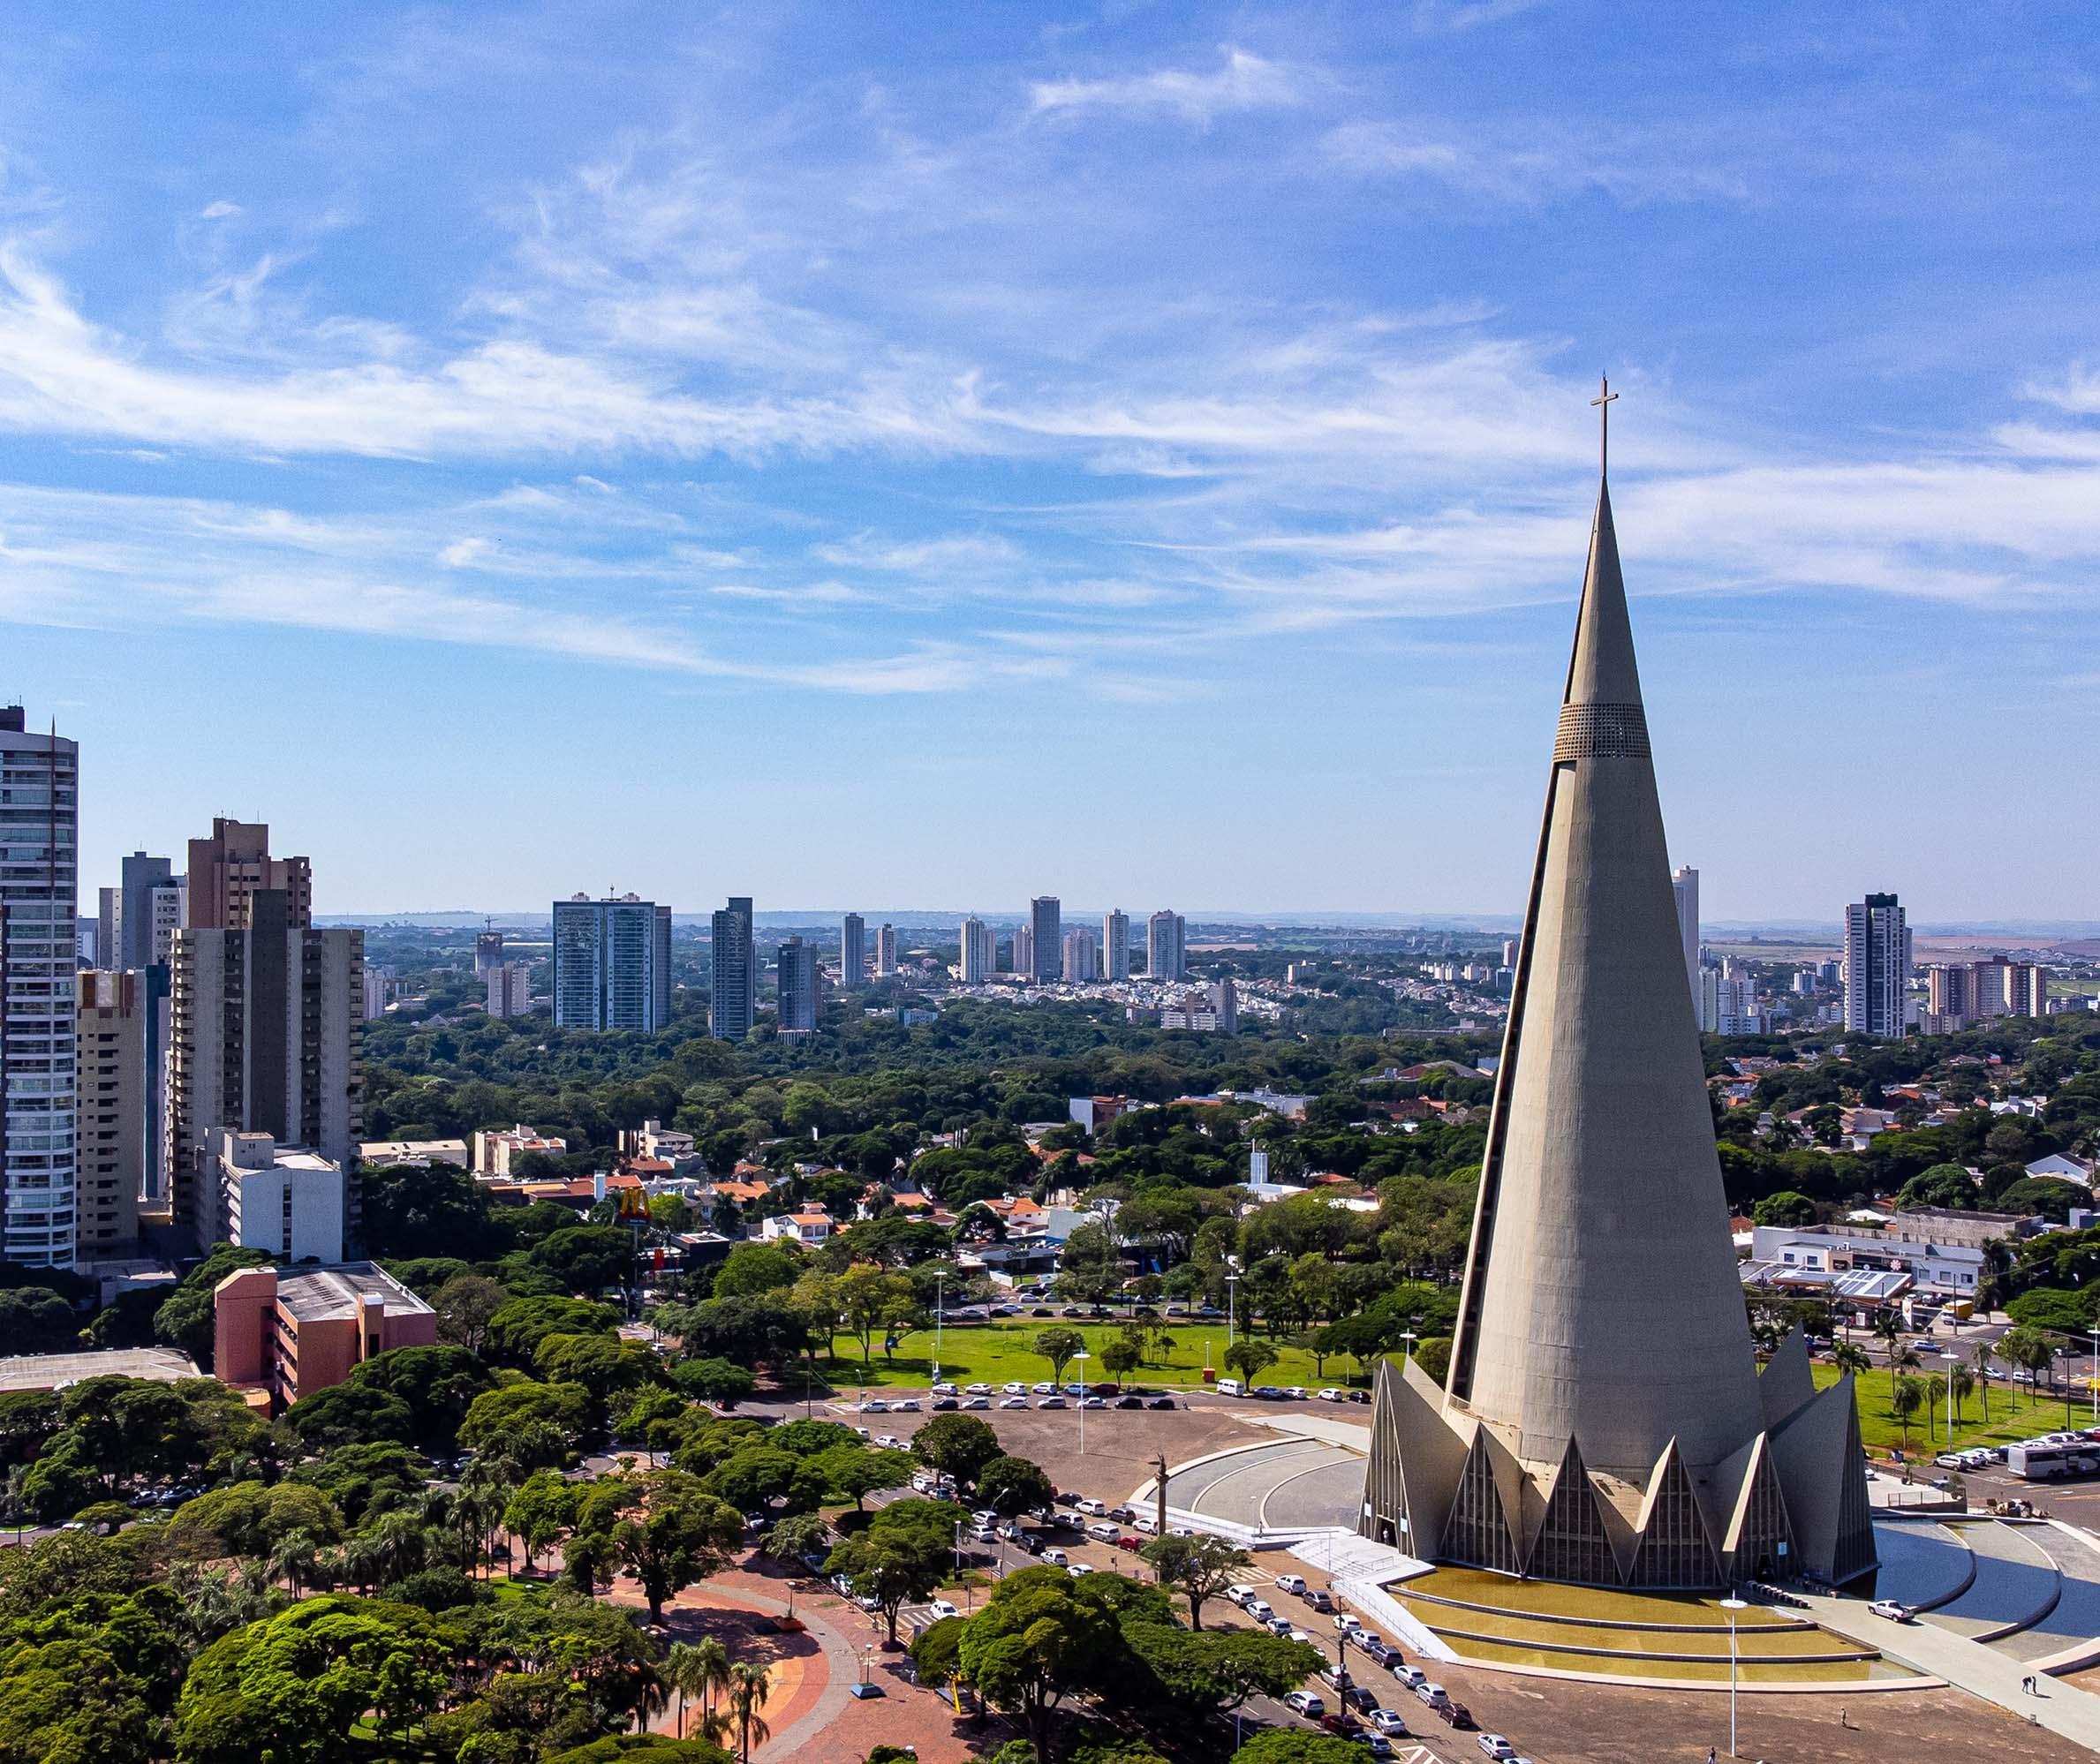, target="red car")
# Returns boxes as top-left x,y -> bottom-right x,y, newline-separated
1318,1714 -> 1364,1738
1117,1534 -> 1144,1551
